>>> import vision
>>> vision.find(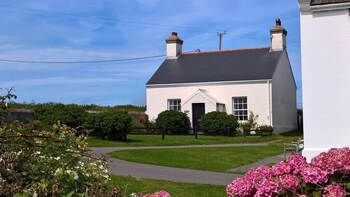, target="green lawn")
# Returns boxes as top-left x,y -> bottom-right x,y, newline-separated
108,175 -> 226,197
87,134 -> 284,147
109,145 -> 283,172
